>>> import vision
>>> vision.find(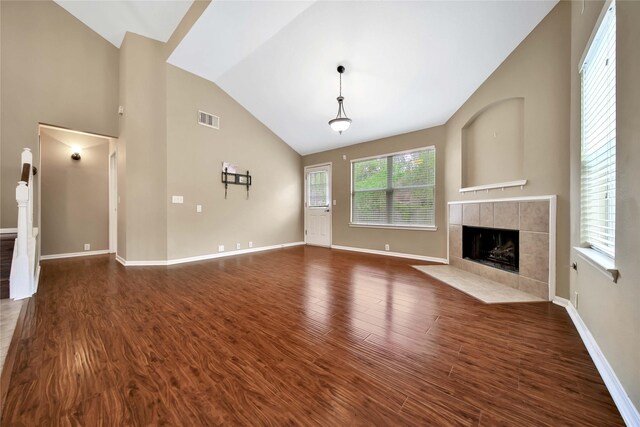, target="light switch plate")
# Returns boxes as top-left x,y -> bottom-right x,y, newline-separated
196,204 -> 202,213
172,195 -> 184,204
333,200 -> 337,206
